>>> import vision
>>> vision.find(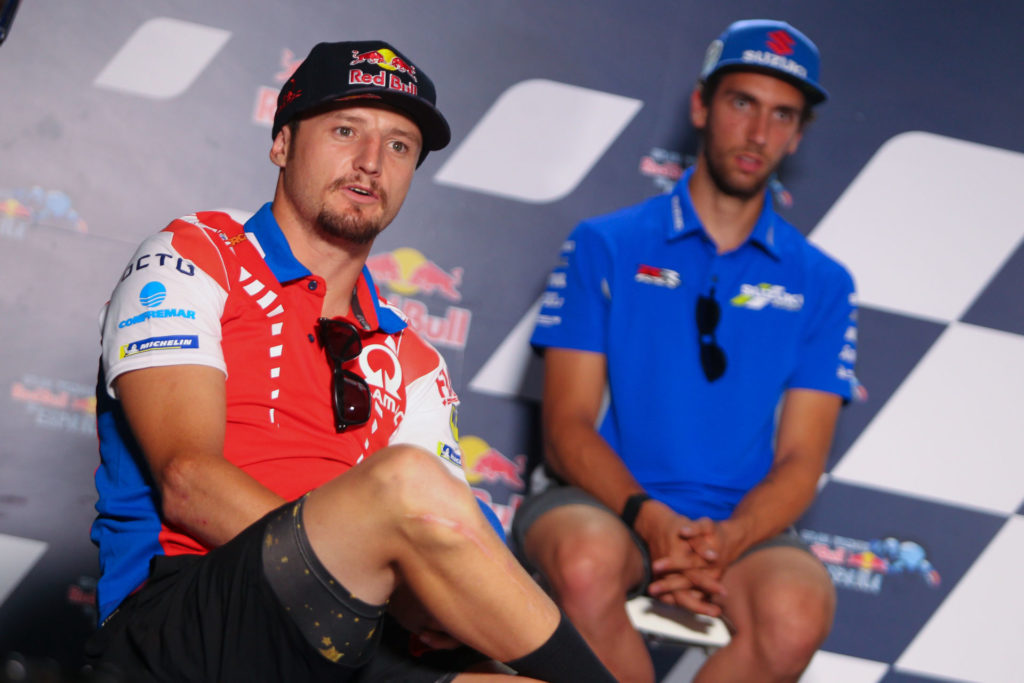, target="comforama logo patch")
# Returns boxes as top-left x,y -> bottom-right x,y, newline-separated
118,282 -> 197,328
366,248 -> 471,350
799,529 -> 941,594
139,281 -> 167,307
9,374 -> 96,435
